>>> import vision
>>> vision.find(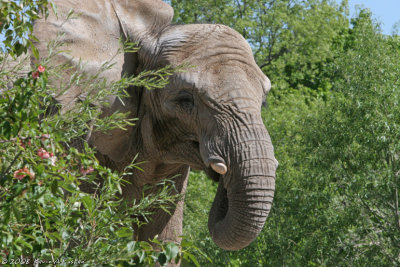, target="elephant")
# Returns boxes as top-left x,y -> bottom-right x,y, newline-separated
32,0 -> 277,254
